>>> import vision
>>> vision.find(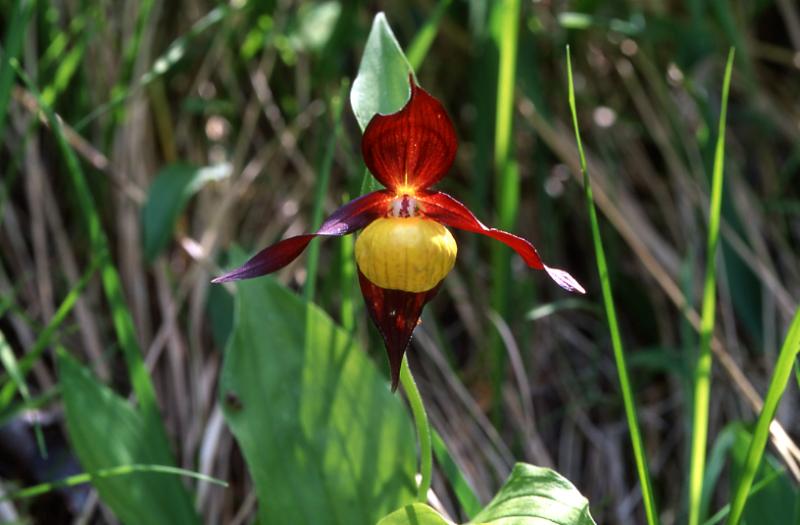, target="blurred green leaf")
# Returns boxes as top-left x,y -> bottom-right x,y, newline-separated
57,349 -> 200,525
432,431 -> 482,519
378,503 -> 454,525
142,163 -> 231,262
288,1 -> 341,52
470,463 -> 596,524
350,12 -> 413,132
0,0 -> 34,144
729,424 -> 800,525
220,277 -> 417,524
